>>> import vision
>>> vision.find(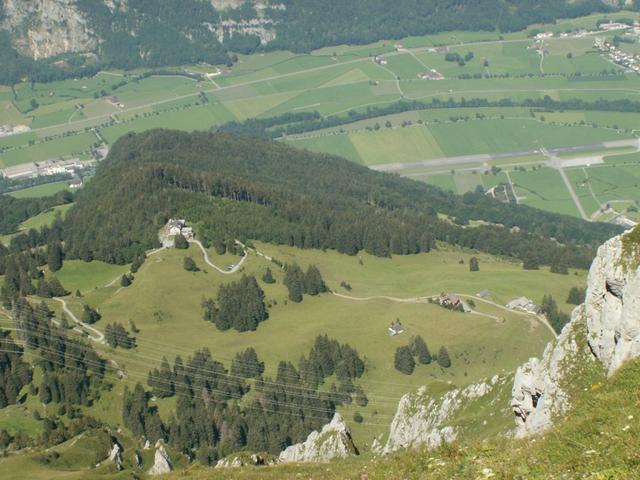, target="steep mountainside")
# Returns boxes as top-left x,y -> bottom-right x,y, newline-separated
0,0 -> 615,84
512,226 -> 640,437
